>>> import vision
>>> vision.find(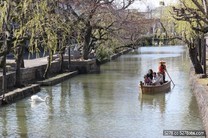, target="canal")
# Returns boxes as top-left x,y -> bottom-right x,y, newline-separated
0,45 -> 204,138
